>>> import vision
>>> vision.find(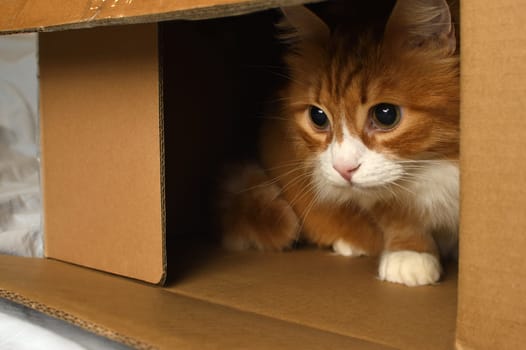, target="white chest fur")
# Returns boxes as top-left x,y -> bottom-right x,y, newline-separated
405,161 -> 459,233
